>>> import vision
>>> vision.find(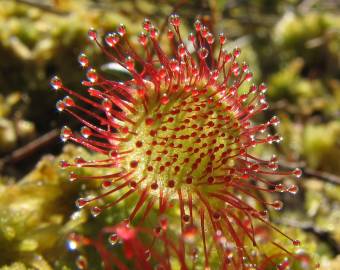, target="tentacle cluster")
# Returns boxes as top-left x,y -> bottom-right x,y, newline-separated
68,222 -> 314,270
52,15 -> 309,269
